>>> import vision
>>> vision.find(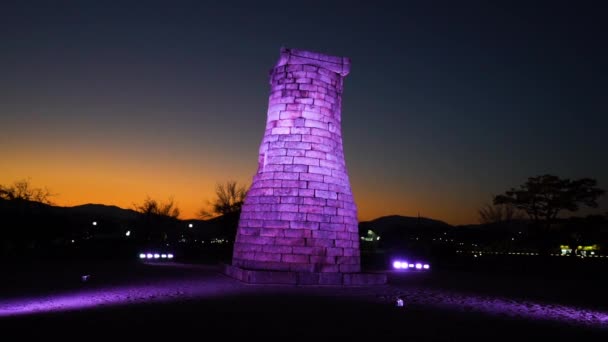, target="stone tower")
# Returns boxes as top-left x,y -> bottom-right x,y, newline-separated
226,48 -> 385,285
